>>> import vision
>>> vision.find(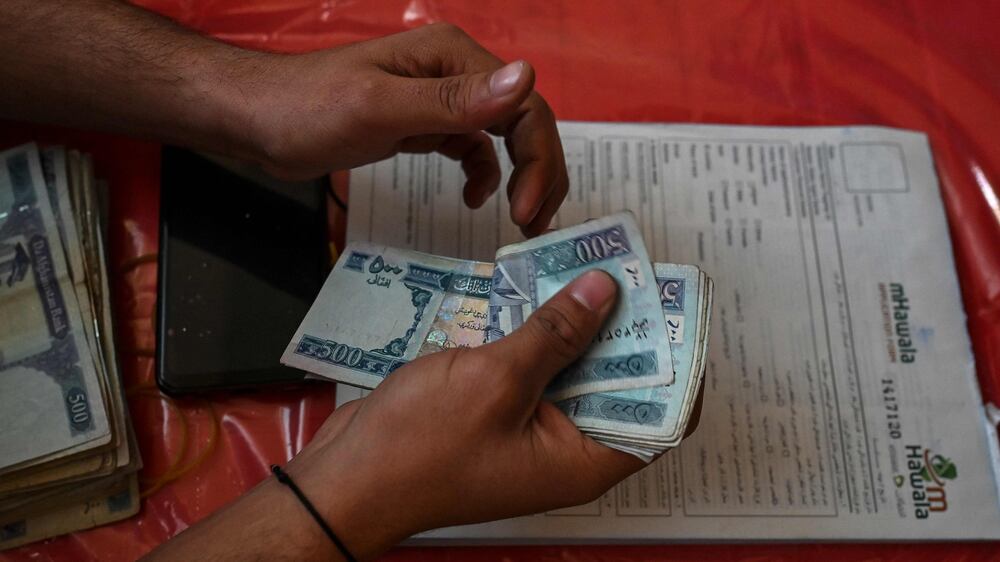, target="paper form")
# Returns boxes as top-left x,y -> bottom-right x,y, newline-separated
338,122 -> 1000,540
